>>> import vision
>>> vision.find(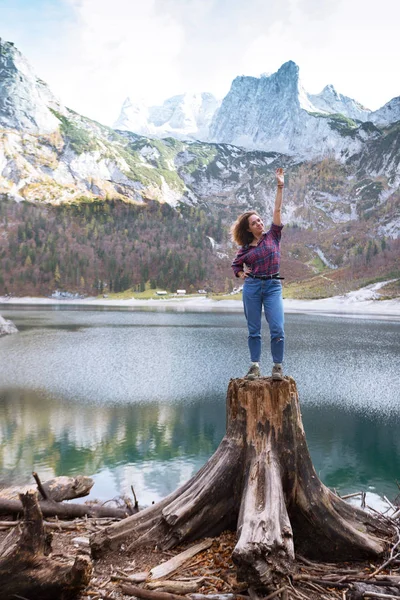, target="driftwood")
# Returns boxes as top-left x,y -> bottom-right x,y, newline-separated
190,596 -> 248,600
121,584 -> 194,600
146,579 -> 205,594
0,496 -> 130,519
39,474 -> 94,501
349,582 -> 400,599
150,538 -> 213,579
0,518 -> 90,530
0,474 -> 94,502
91,377 -> 392,587
0,491 -> 92,600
